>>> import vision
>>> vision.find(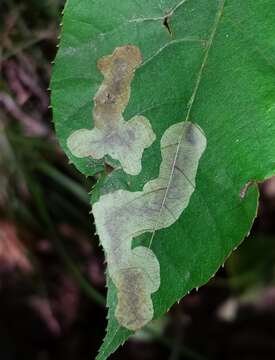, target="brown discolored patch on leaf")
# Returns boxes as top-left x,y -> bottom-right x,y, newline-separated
94,45 -> 142,131
93,122 -> 207,330
67,45 -> 156,175
114,268 -> 154,331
